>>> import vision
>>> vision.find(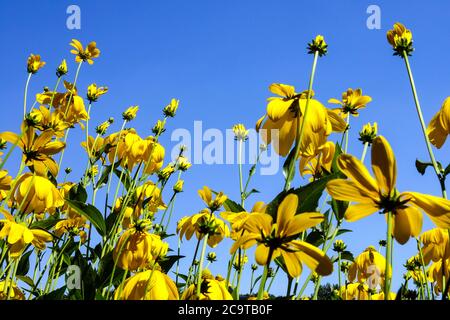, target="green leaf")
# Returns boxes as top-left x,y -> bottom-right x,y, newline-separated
223,199 -> 245,213
68,183 -> 88,203
305,229 -> 324,246
415,159 -> 432,176
282,147 -> 297,186
445,164 -> 450,177
36,286 -> 66,300
295,173 -> 340,214
66,199 -> 106,237
331,198 -> 348,222
335,229 -> 352,237
95,165 -> 112,189
17,275 -> 34,287
114,168 -> 132,191
331,142 -> 343,174
30,216 -> 63,230
244,188 -> 260,199
159,255 -> 185,273
17,250 -> 32,276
